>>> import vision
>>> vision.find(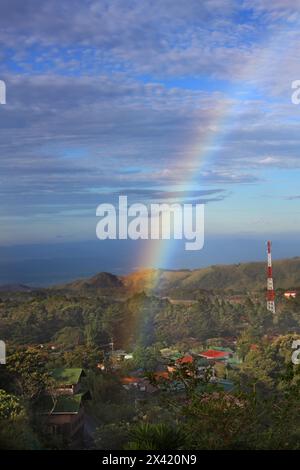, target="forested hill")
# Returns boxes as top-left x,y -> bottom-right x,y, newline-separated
51,257 -> 300,295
